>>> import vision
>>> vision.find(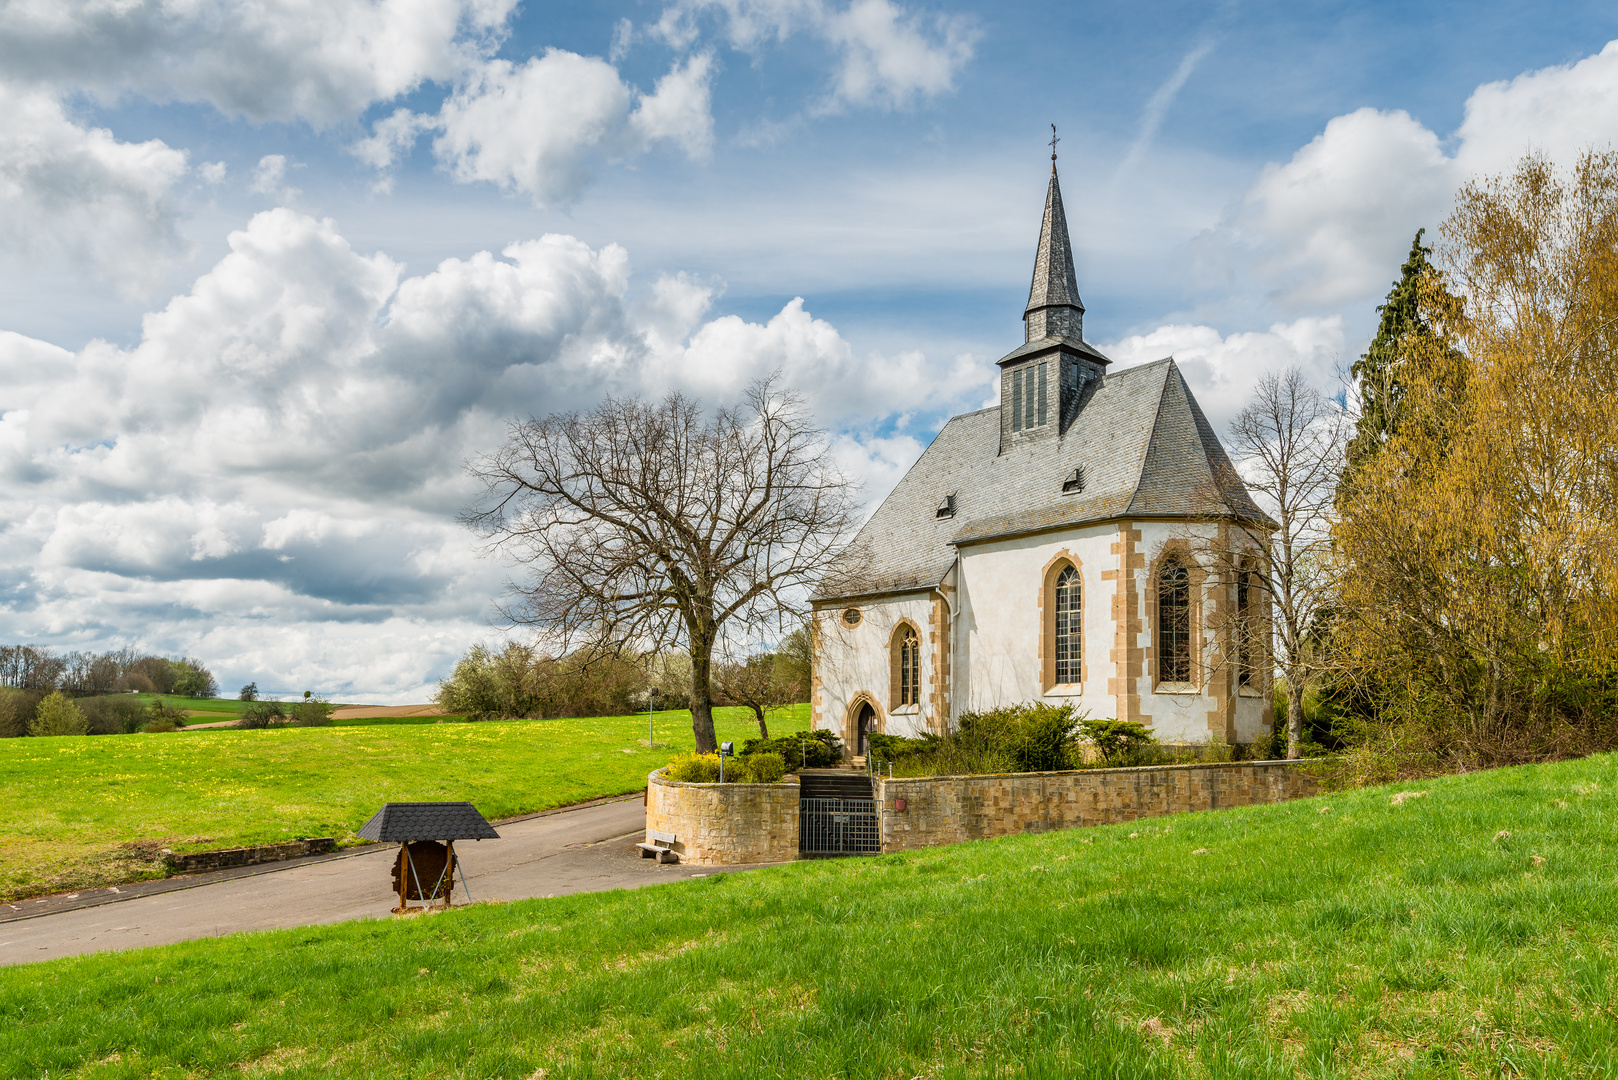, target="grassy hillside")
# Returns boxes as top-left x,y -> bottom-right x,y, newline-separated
4,754 -> 1616,1078
0,705 -> 805,902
